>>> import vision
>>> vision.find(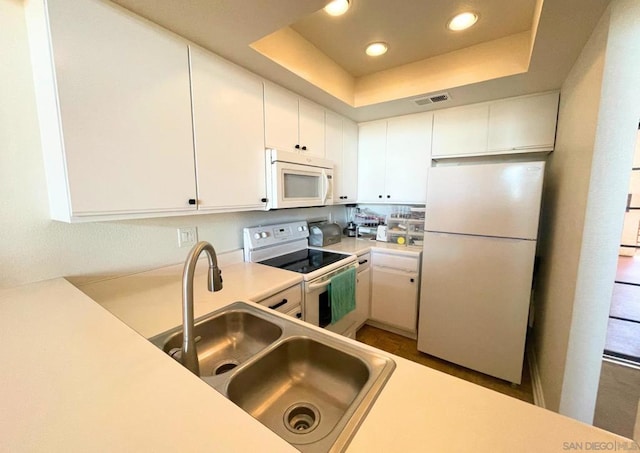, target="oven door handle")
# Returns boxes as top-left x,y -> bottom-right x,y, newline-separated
307,279 -> 332,291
